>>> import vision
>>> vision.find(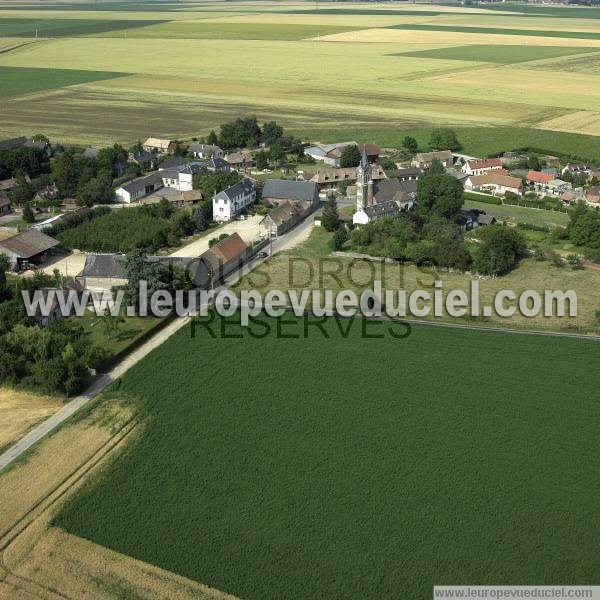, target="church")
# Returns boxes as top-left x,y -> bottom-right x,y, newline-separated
353,148 -> 418,225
